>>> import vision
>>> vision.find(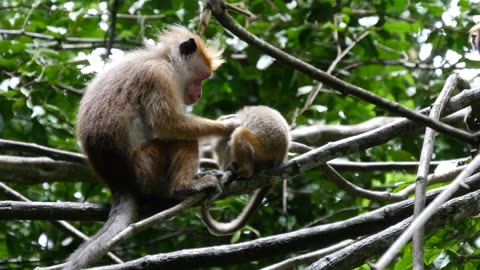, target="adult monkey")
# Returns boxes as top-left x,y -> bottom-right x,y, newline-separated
65,25 -> 238,269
